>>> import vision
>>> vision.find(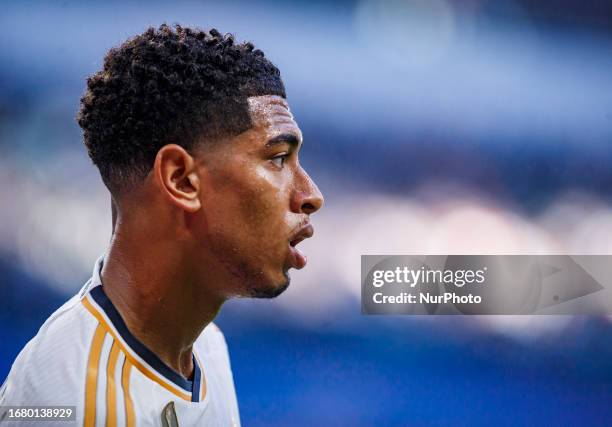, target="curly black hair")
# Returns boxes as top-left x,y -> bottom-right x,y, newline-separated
77,24 -> 286,193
